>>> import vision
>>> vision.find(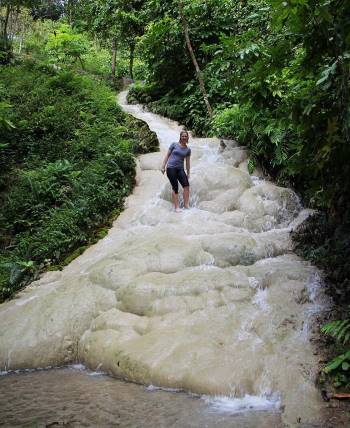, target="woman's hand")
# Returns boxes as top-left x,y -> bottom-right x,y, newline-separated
161,167 -> 165,174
